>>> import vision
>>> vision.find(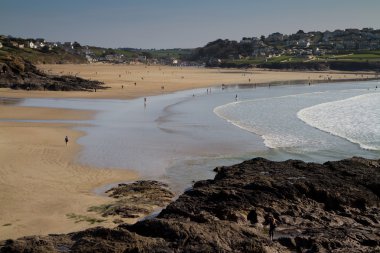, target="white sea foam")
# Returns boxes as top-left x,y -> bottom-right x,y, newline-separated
214,95 -> 329,151
214,89 -> 380,152
297,93 -> 380,151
